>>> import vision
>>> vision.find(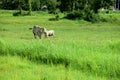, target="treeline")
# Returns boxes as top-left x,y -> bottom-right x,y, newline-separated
0,0 -> 114,22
